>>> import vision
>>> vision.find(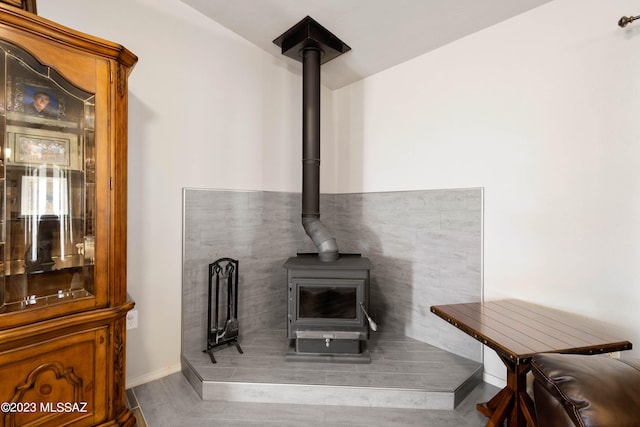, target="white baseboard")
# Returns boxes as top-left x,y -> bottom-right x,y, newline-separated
482,372 -> 506,389
126,363 -> 182,389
